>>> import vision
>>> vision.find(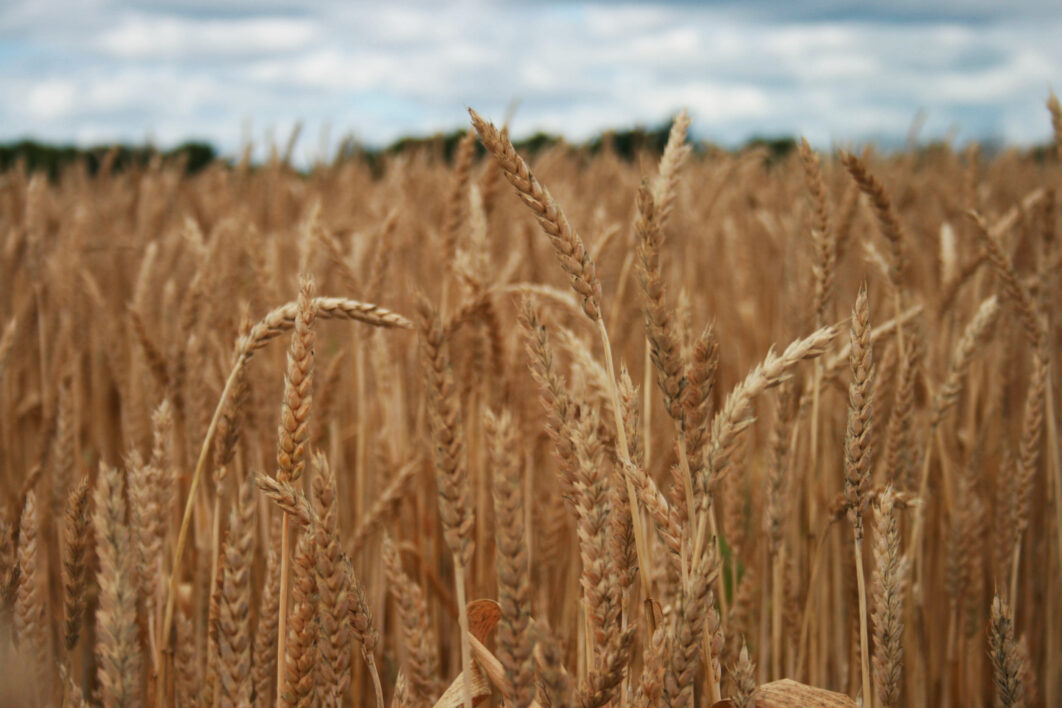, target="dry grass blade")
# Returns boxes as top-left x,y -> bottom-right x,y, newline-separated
750,679 -> 858,707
